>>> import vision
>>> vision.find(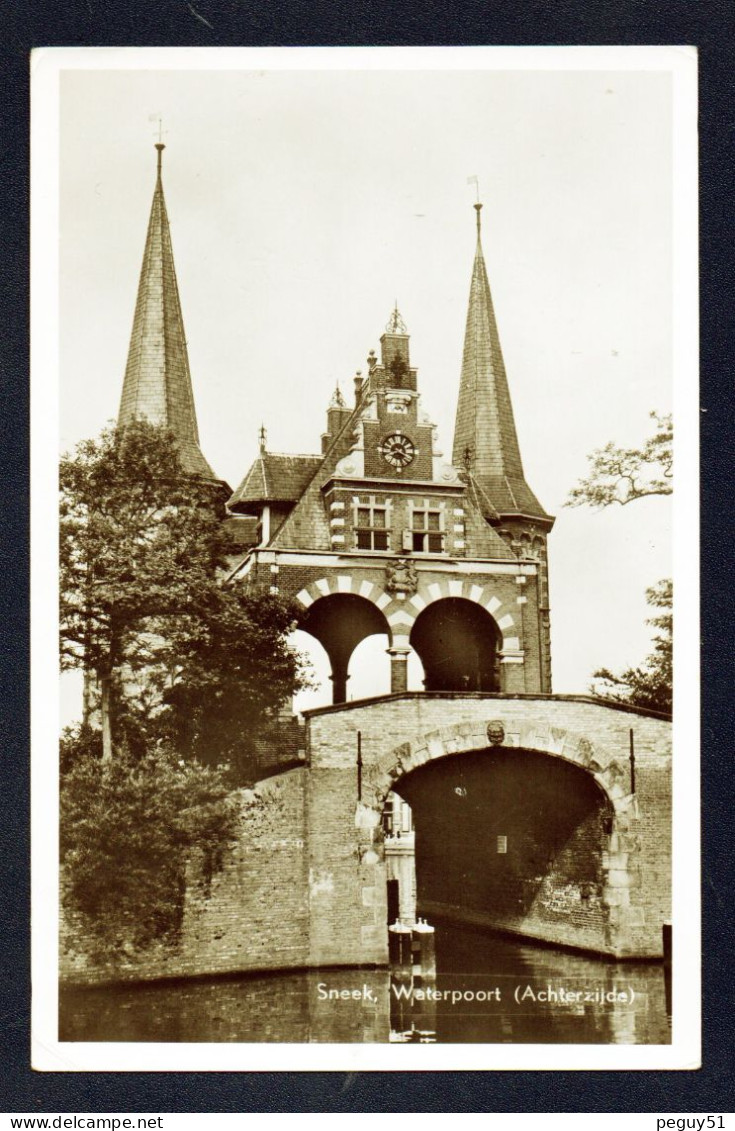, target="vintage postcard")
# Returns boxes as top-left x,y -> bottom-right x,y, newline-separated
31,46 -> 699,1071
